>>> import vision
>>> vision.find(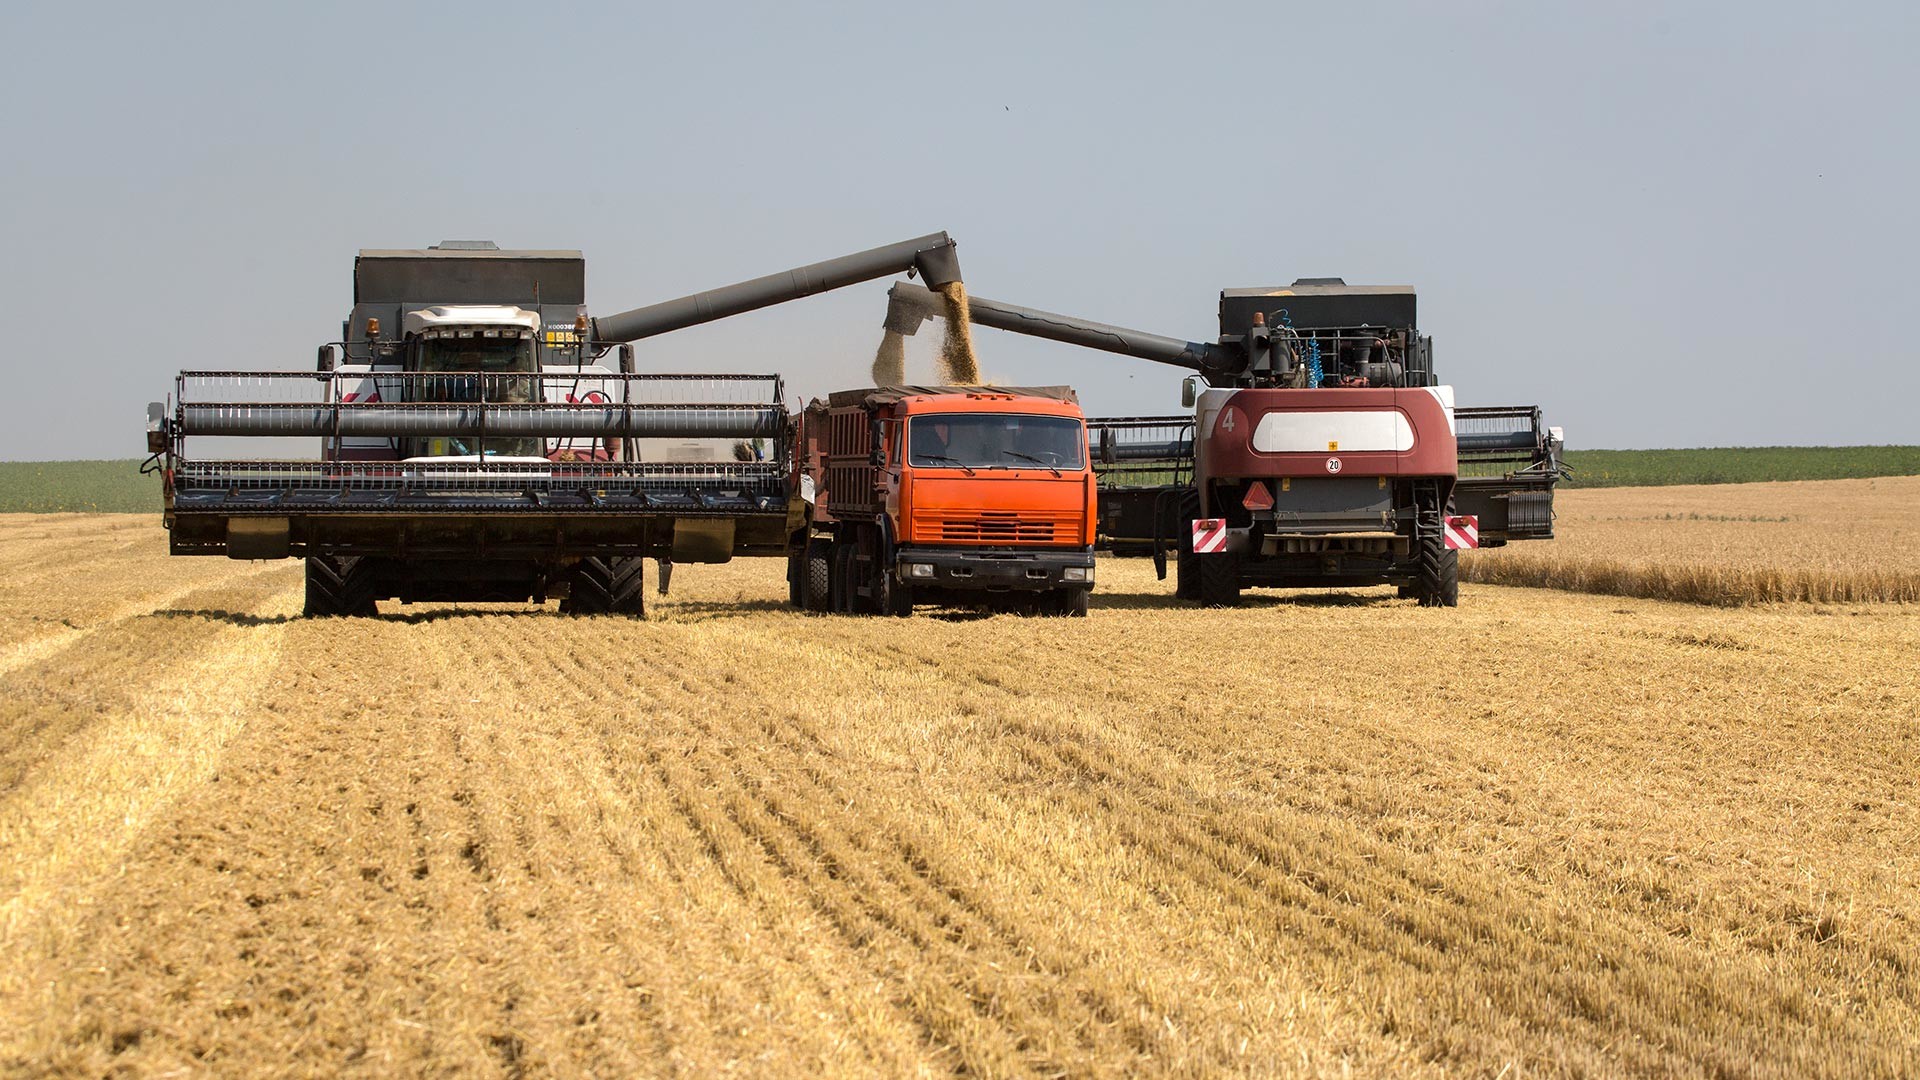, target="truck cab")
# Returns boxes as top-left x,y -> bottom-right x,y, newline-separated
791,386 -> 1097,616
